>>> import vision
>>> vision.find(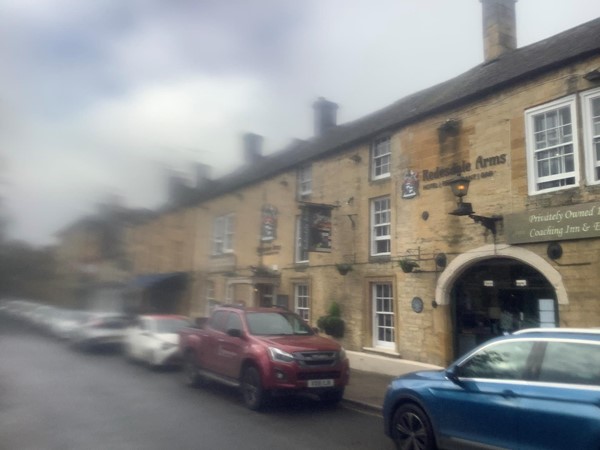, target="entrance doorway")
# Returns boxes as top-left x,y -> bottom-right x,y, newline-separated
451,257 -> 557,357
